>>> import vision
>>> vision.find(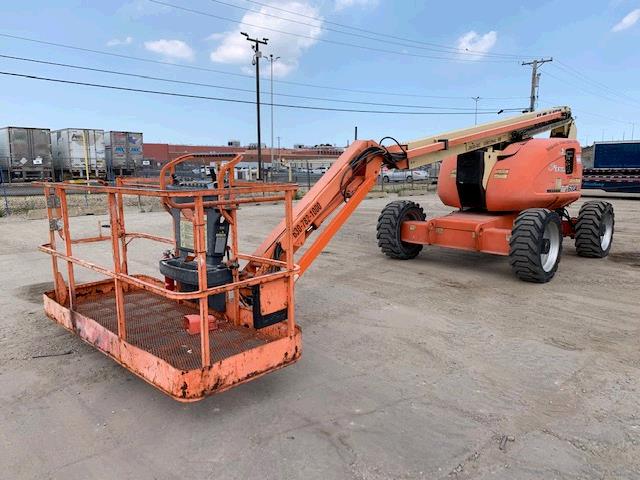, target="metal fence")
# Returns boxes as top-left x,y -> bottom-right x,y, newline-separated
267,167 -> 438,191
0,157 -> 441,216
